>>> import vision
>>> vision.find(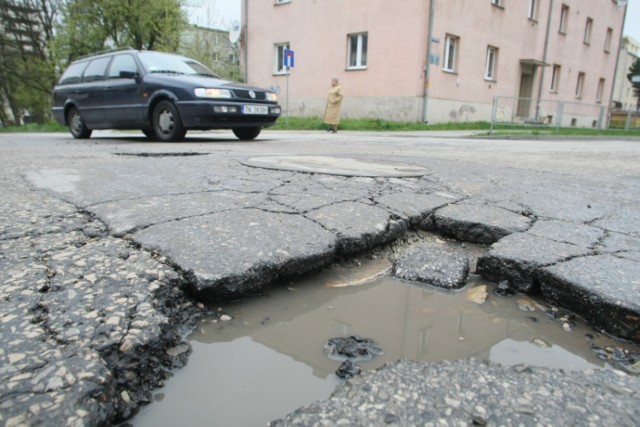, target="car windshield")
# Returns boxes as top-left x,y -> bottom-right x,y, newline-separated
138,52 -> 219,77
